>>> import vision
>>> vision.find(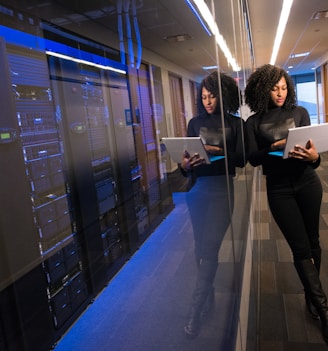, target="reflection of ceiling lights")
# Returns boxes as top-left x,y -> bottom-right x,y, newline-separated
164,34 -> 192,43
185,0 -> 240,72
45,51 -> 126,74
270,0 -> 294,65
